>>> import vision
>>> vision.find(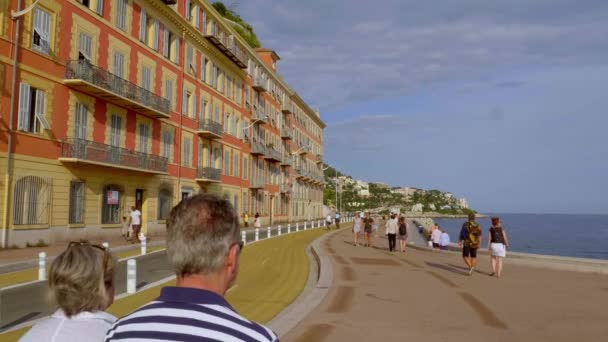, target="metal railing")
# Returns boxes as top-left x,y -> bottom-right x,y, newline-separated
198,118 -> 222,136
253,76 -> 268,91
265,148 -> 282,161
253,108 -> 267,123
65,60 -> 170,115
250,177 -> 265,188
251,142 -> 267,155
281,154 -> 293,166
281,126 -> 293,139
280,184 -> 292,193
197,167 -> 221,181
60,138 -> 168,173
282,101 -> 292,114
